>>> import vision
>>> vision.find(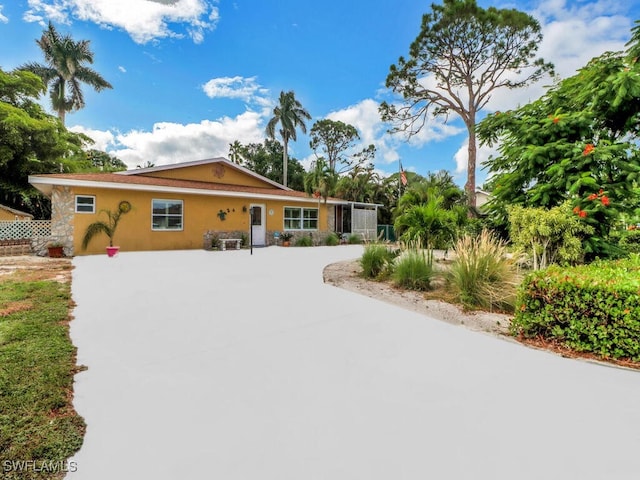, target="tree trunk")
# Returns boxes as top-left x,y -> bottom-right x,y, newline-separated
283,137 -> 289,187
58,109 -> 66,126
466,124 -> 477,208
